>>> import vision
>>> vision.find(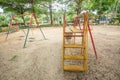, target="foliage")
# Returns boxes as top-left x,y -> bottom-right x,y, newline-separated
0,0 -> 120,26
0,14 -> 10,27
